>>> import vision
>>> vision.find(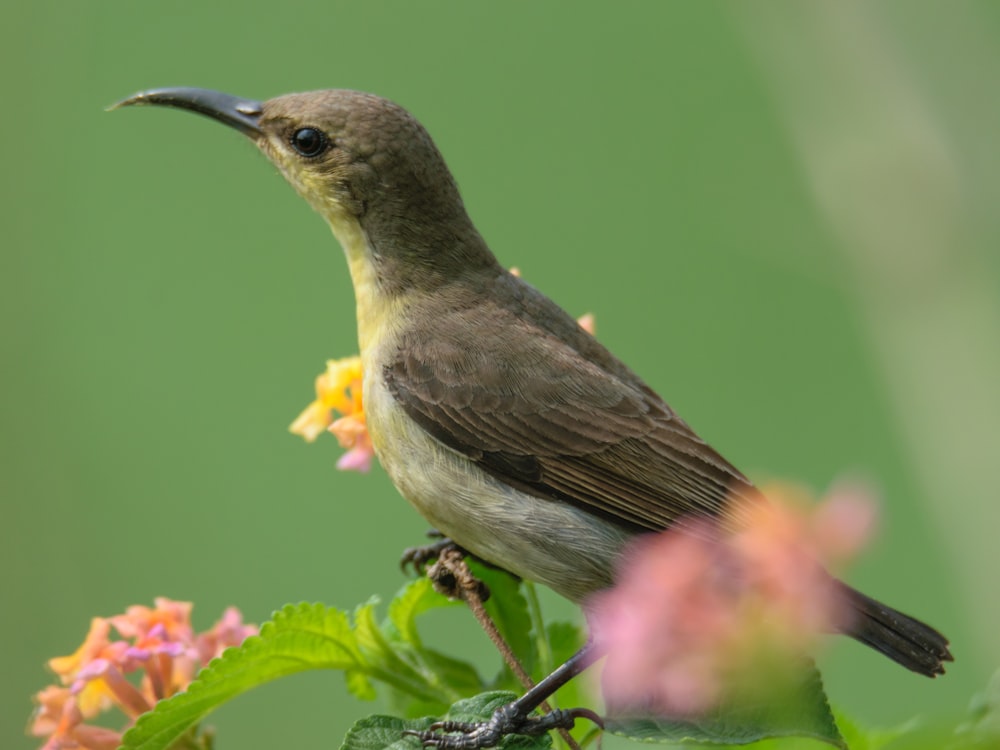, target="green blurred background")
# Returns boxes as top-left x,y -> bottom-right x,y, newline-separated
4,2 -> 999,748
